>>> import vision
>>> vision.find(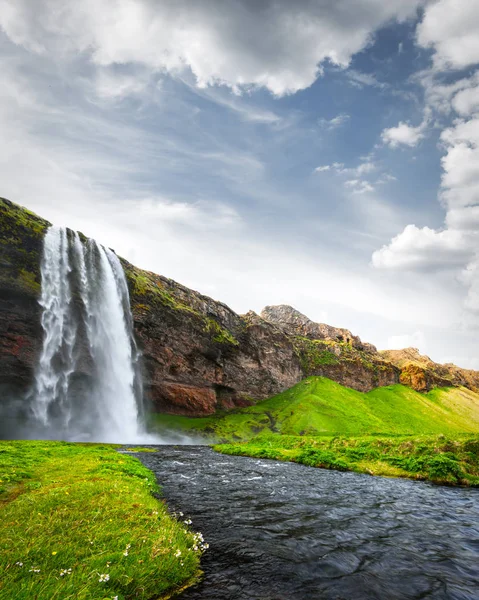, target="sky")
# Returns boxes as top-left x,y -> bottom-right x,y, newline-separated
0,0 -> 478,367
